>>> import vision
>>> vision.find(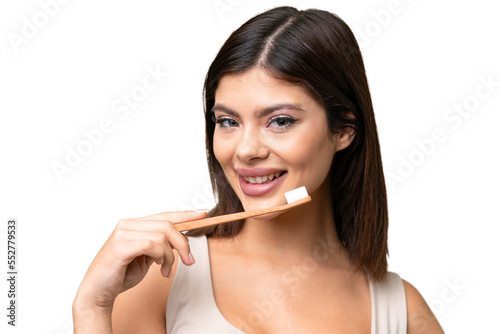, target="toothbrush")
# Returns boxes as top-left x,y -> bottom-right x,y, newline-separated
174,186 -> 311,232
